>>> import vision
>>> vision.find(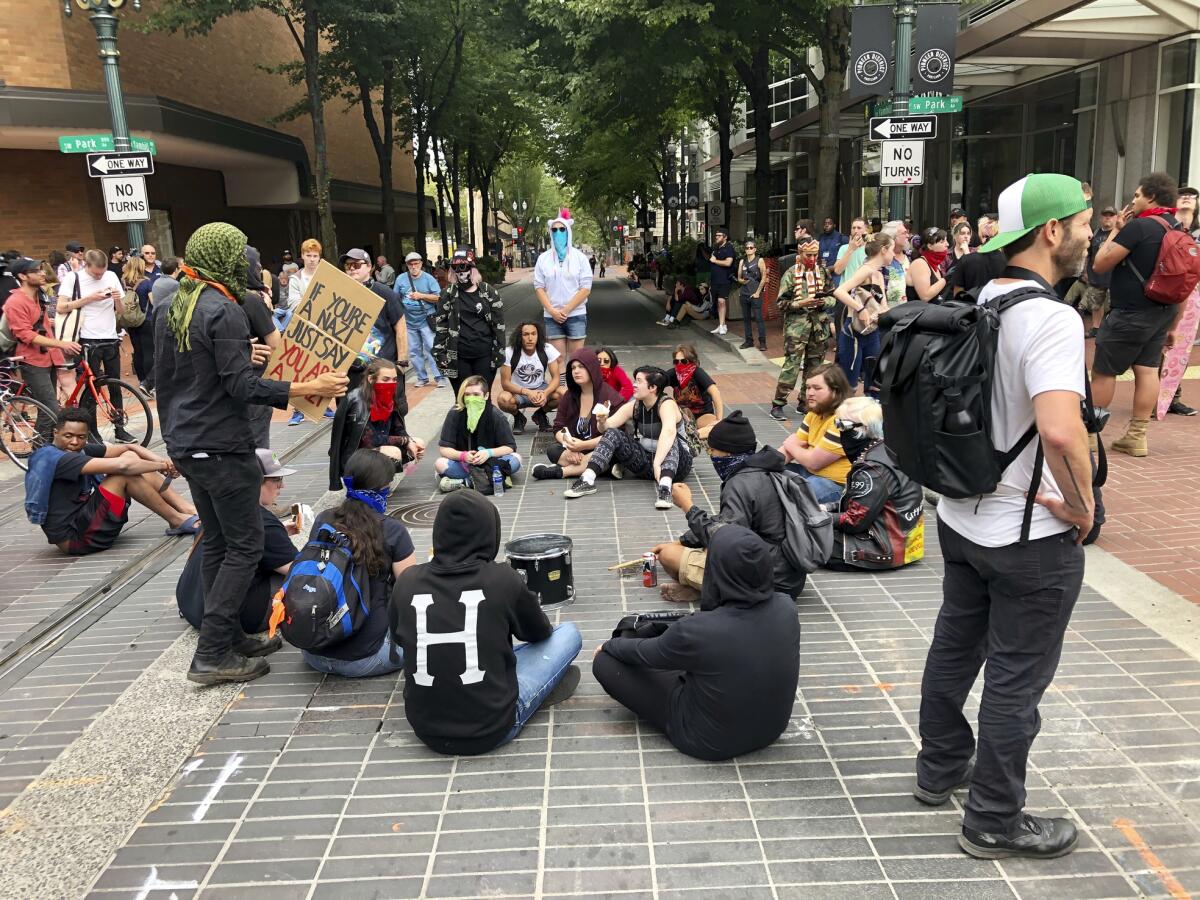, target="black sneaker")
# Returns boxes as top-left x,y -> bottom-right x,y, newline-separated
959,814 -> 1078,860
234,632 -> 283,658
187,652 -> 270,686
544,665 -> 581,707
113,428 -> 137,444
532,409 -> 552,432
769,405 -> 786,421
532,463 -> 563,480
759,343 -> 768,351
740,340 -> 754,349
913,762 -> 974,807
1168,399 -> 1197,416
564,478 -> 597,499
512,410 -> 527,434
655,485 -> 672,509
